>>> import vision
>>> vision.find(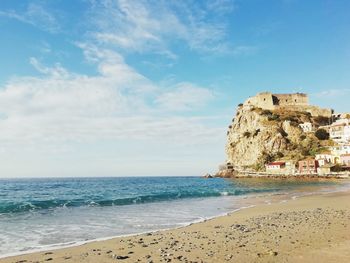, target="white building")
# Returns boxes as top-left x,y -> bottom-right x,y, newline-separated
265,161 -> 295,174
345,126 -> 350,141
330,145 -> 350,164
266,162 -> 285,173
299,122 -> 314,133
330,119 -> 350,144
